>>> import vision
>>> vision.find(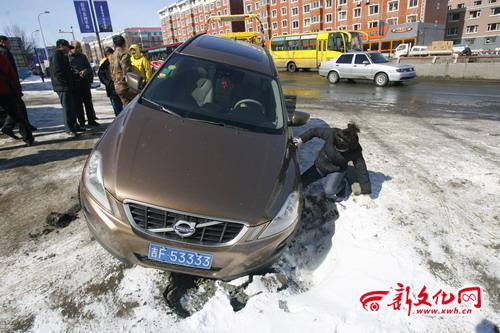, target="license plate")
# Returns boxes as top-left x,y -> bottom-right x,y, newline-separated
148,243 -> 213,270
